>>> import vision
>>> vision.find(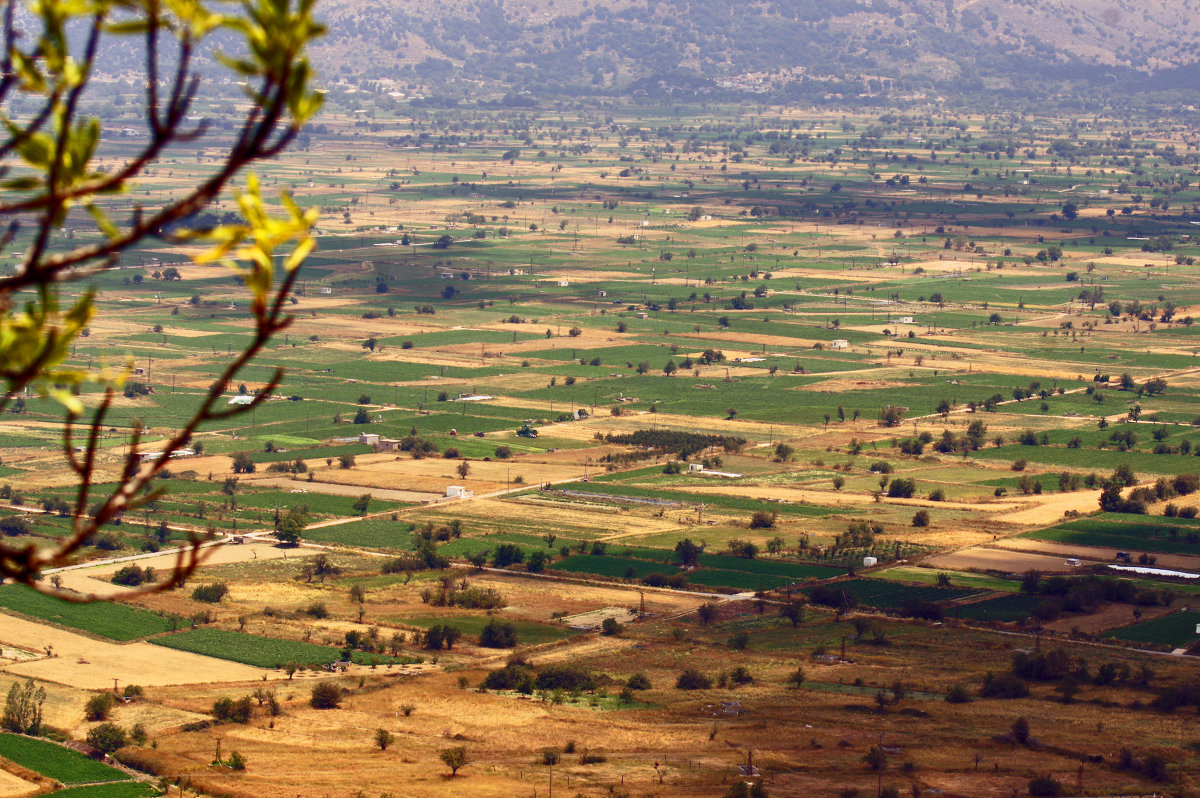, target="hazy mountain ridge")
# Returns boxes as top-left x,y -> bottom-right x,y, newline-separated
307,0 -> 1200,102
